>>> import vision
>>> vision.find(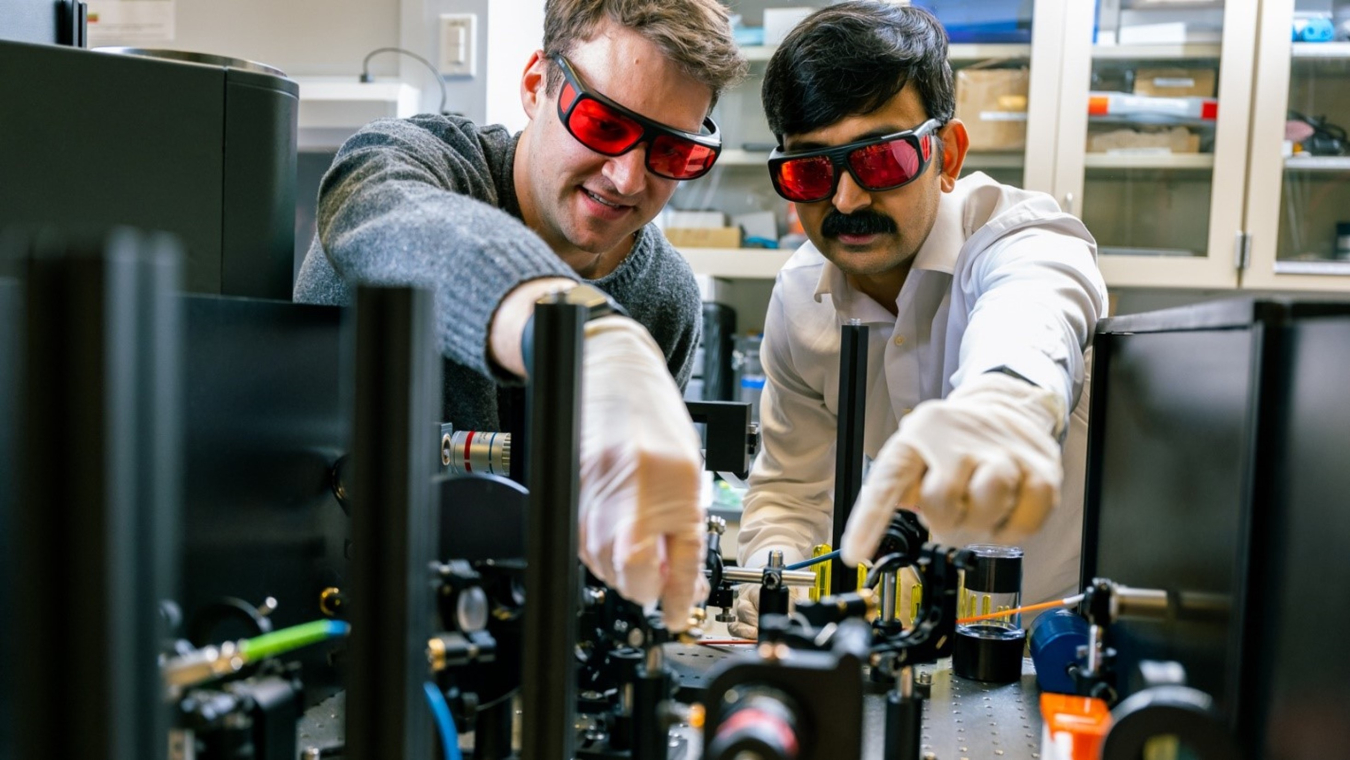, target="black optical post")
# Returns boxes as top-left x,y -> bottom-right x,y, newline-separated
11,230 -> 183,760
832,322 -> 869,595
521,298 -> 587,760
346,286 -> 439,760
